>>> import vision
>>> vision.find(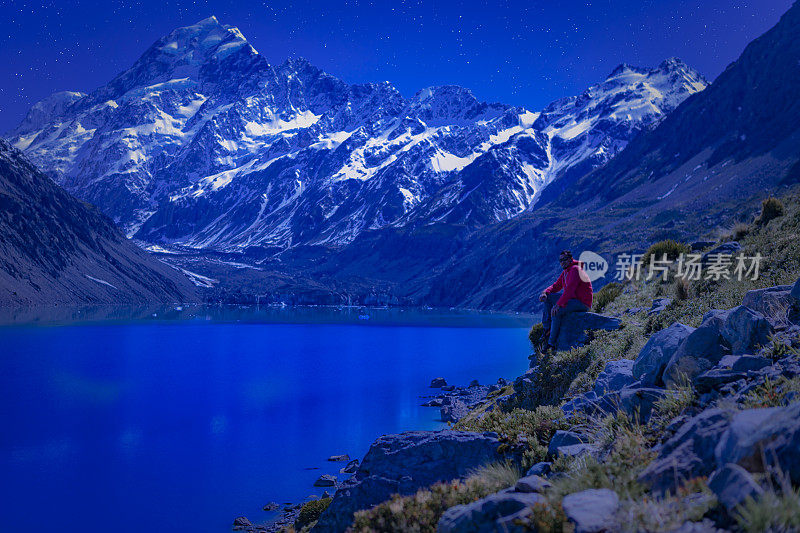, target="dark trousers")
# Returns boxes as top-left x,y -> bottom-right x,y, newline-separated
542,292 -> 589,348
